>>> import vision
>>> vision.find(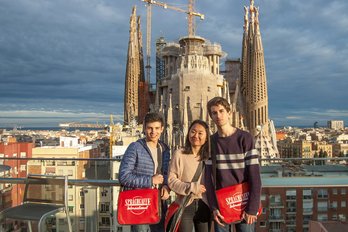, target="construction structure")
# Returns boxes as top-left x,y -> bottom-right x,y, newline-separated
123,0 -> 278,160
155,36 -> 226,148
